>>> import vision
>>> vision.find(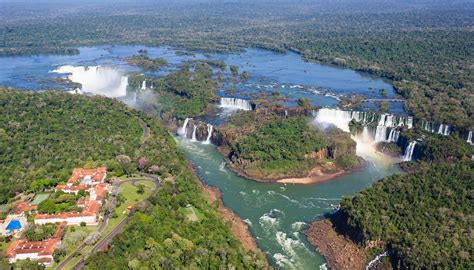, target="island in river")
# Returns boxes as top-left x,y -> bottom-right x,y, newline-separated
213,106 -> 364,184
